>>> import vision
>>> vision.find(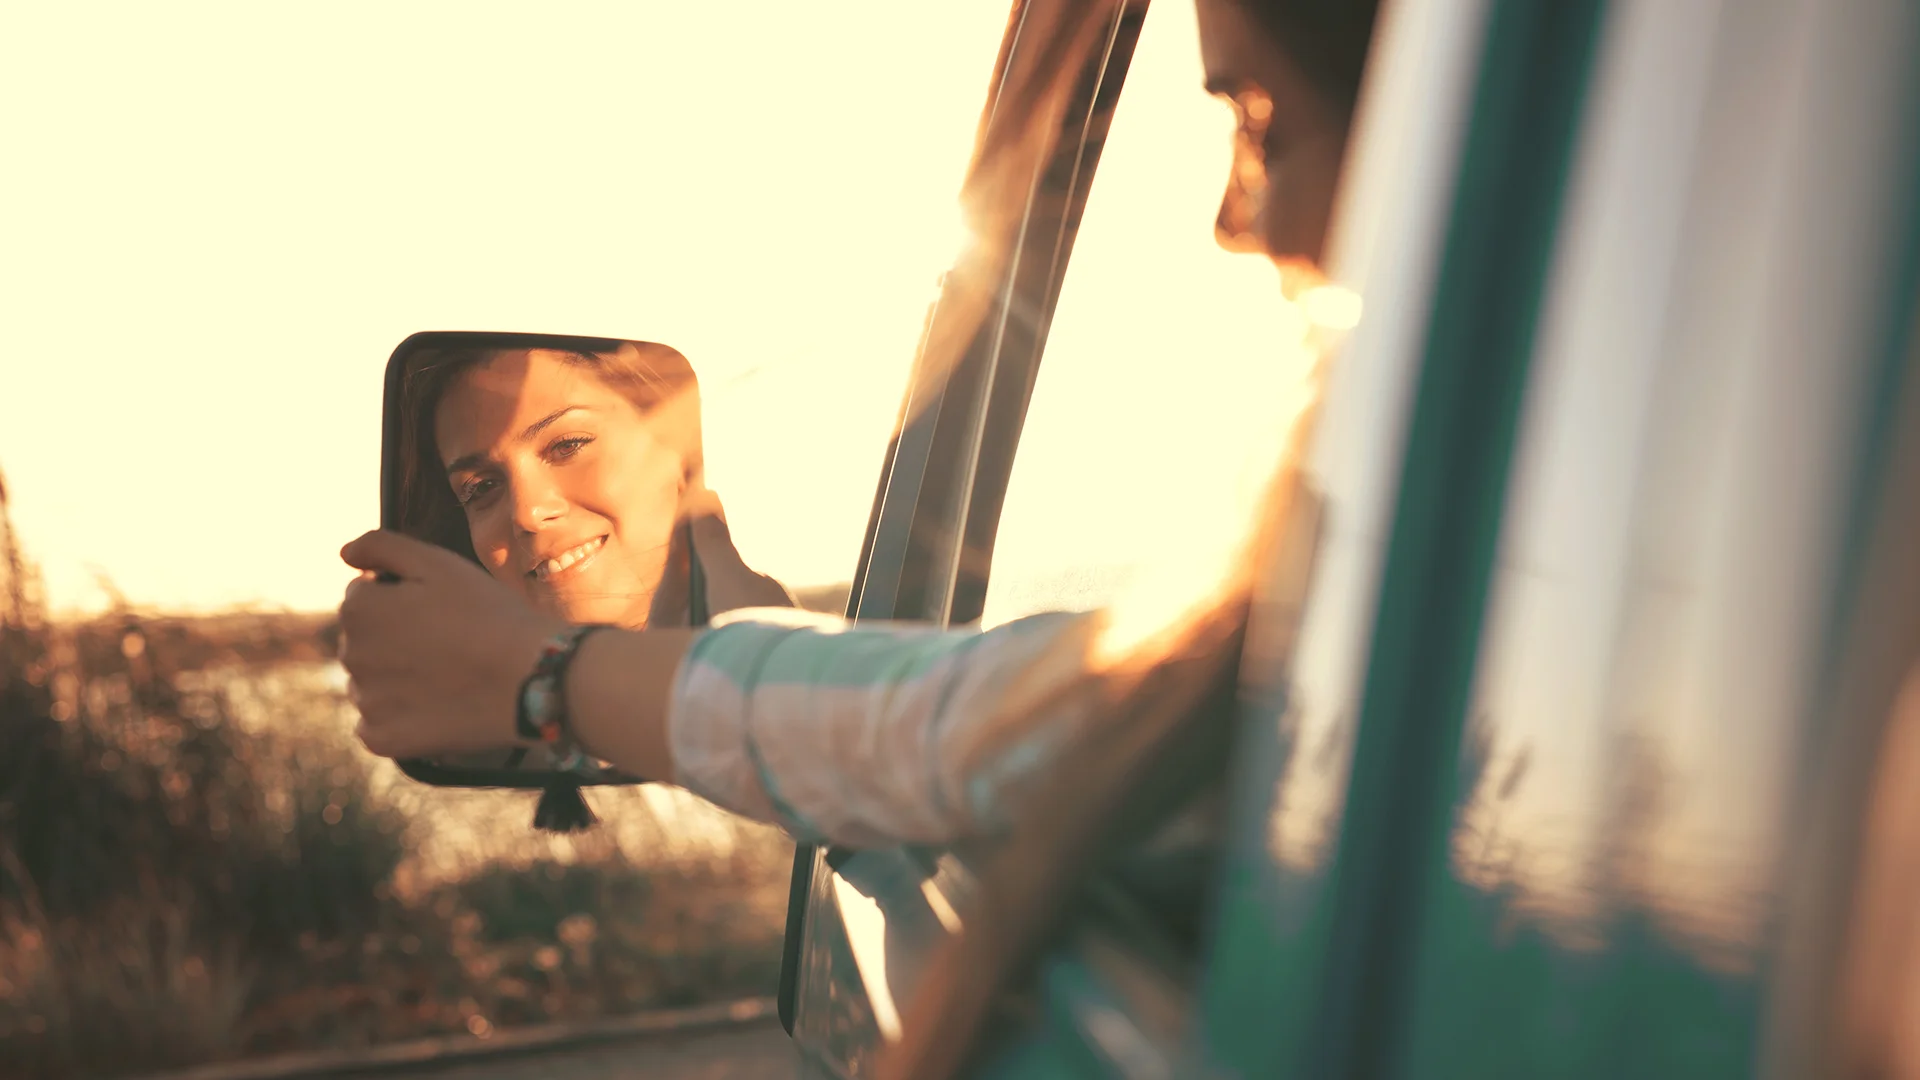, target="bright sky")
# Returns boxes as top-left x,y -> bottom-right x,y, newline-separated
0,3 -> 1008,614
0,0 -> 1298,619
